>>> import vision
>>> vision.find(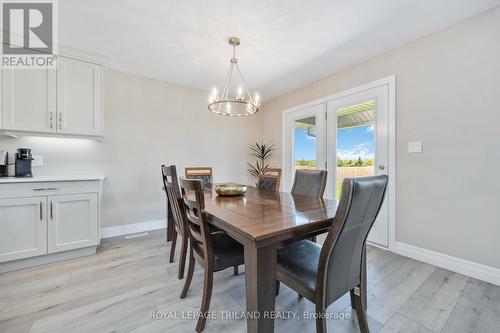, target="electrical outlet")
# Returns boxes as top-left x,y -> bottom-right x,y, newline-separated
32,155 -> 44,167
